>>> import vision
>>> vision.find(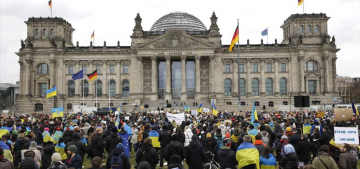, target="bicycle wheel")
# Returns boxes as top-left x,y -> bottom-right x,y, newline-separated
211,163 -> 220,169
